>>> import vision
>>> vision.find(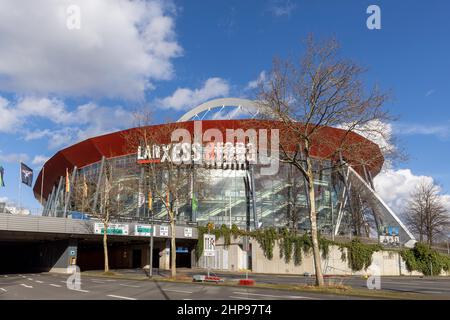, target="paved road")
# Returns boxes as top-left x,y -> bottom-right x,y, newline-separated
155,269 -> 450,297
0,272 -> 364,300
